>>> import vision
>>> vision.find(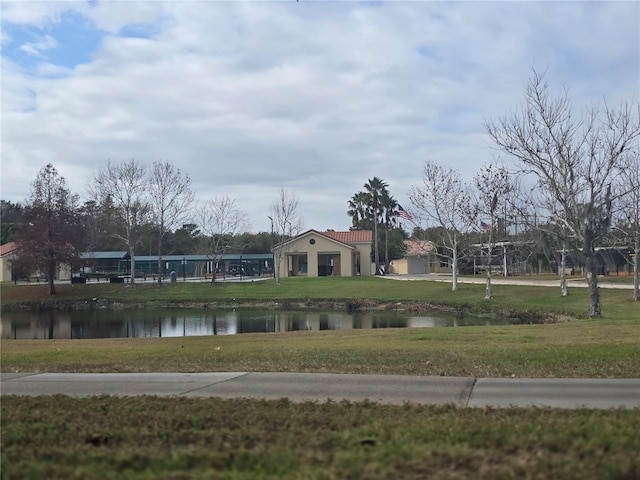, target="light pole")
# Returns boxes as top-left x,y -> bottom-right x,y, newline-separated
182,256 -> 187,282
268,216 -> 275,278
